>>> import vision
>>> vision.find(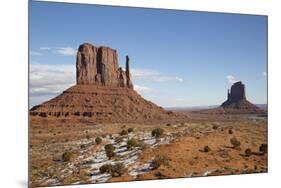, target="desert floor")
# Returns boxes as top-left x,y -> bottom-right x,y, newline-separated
29,113 -> 267,187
